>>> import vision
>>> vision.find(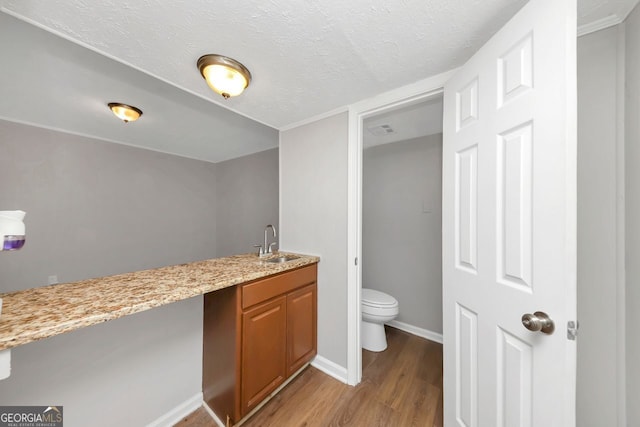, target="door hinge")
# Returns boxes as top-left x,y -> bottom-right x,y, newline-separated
567,321 -> 579,340
355,257 -> 358,266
